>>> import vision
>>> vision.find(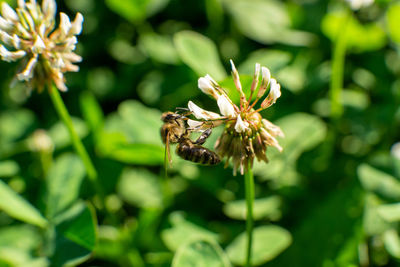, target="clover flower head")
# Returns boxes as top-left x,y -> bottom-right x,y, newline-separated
0,0 -> 83,92
188,60 -> 284,175
346,0 -> 374,10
